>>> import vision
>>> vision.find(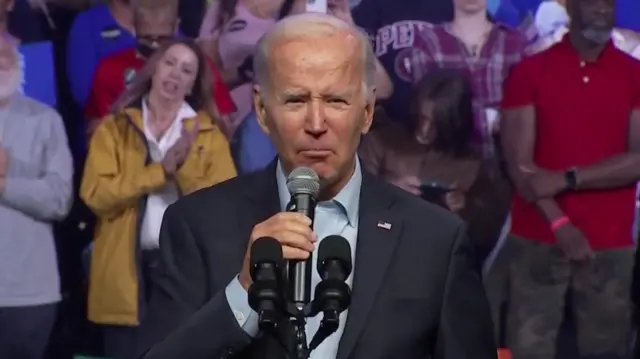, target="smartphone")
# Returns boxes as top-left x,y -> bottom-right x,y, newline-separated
306,0 -> 328,13
420,181 -> 452,204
